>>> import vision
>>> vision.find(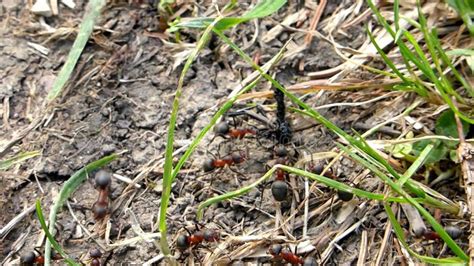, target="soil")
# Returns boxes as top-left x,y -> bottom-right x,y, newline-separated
0,0 -> 469,265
